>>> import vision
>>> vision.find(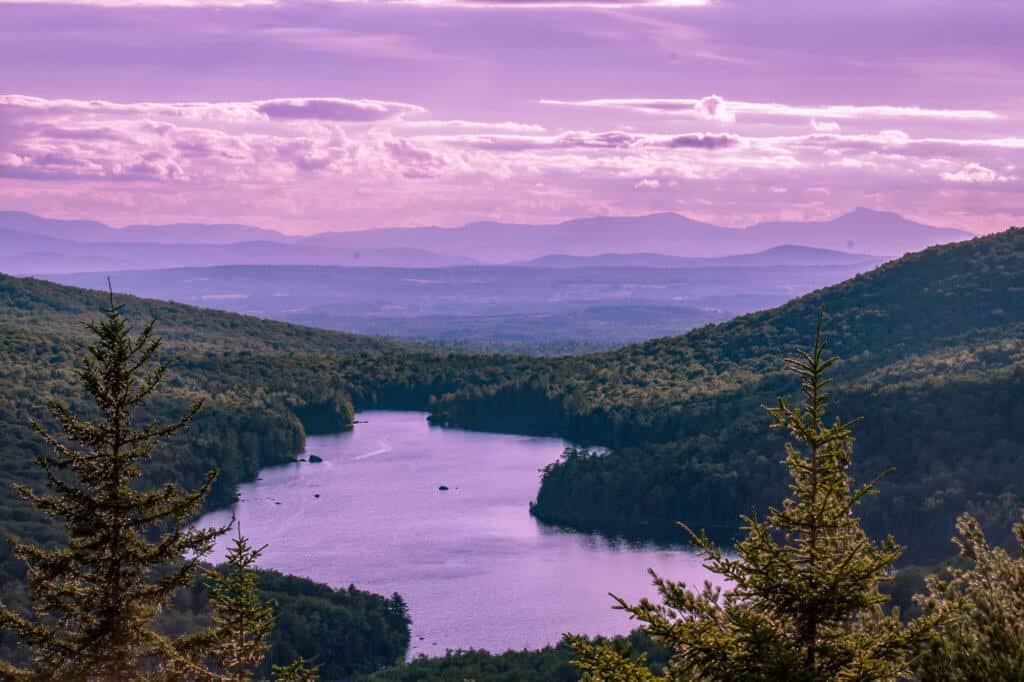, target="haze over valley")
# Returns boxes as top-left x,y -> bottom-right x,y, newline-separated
1,207 -> 968,274
7,207 -> 961,351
